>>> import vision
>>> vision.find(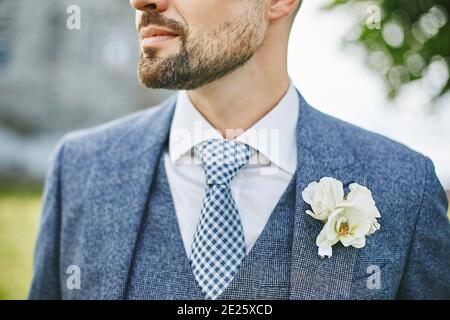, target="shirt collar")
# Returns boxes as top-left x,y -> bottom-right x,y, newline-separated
168,80 -> 299,175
